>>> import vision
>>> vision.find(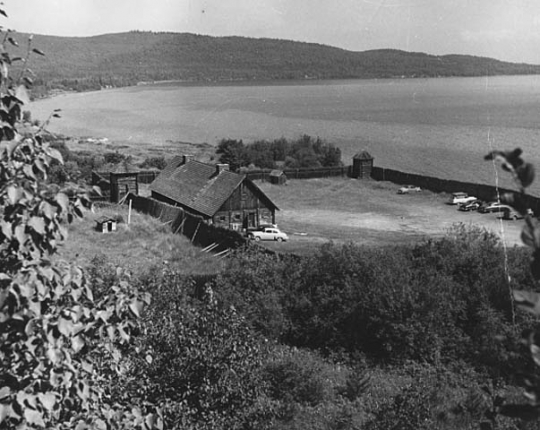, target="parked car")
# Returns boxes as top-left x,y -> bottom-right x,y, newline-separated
501,208 -> 523,220
478,201 -> 514,214
247,223 -> 278,232
249,227 -> 289,242
398,185 -> 421,194
449,192 -> 477,205
501,207 -> 534,220
458,200 -> 482,211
